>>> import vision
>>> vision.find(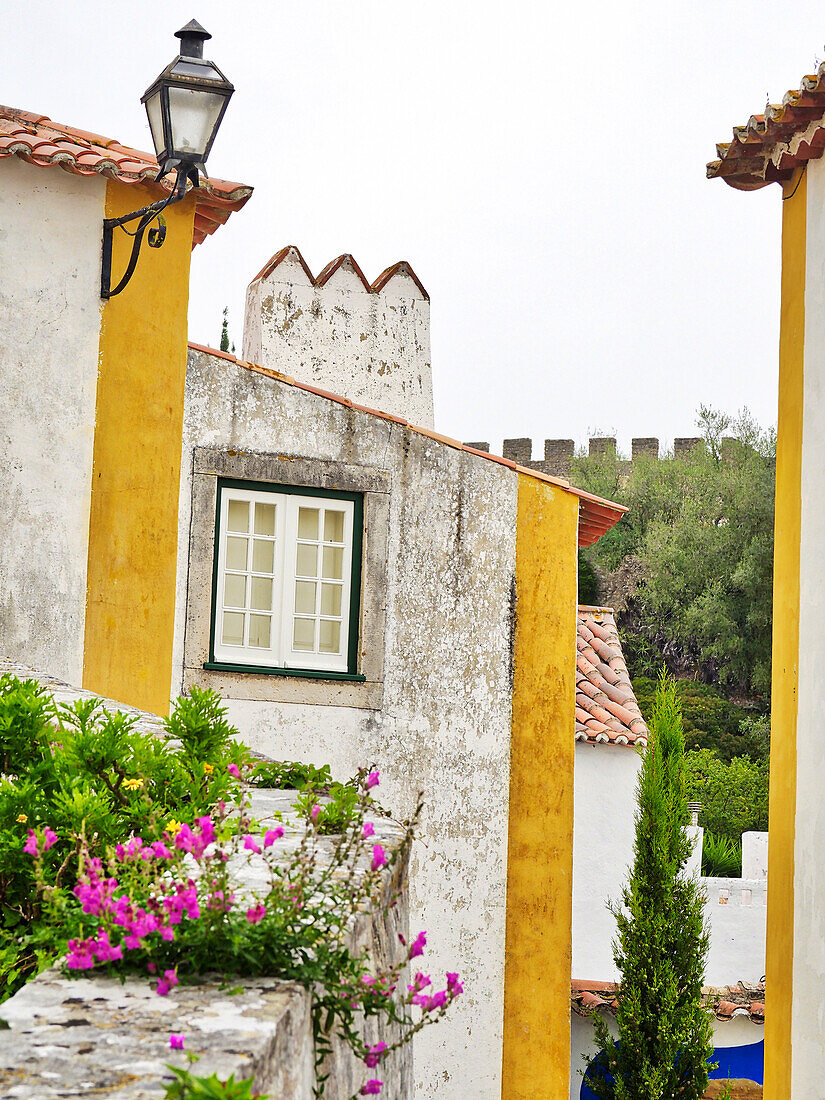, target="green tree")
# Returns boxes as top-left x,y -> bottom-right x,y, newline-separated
588,673 -> 713,1100
220,306 -> 230,352
573,407 -> 775,696
684,748 -> 769,841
